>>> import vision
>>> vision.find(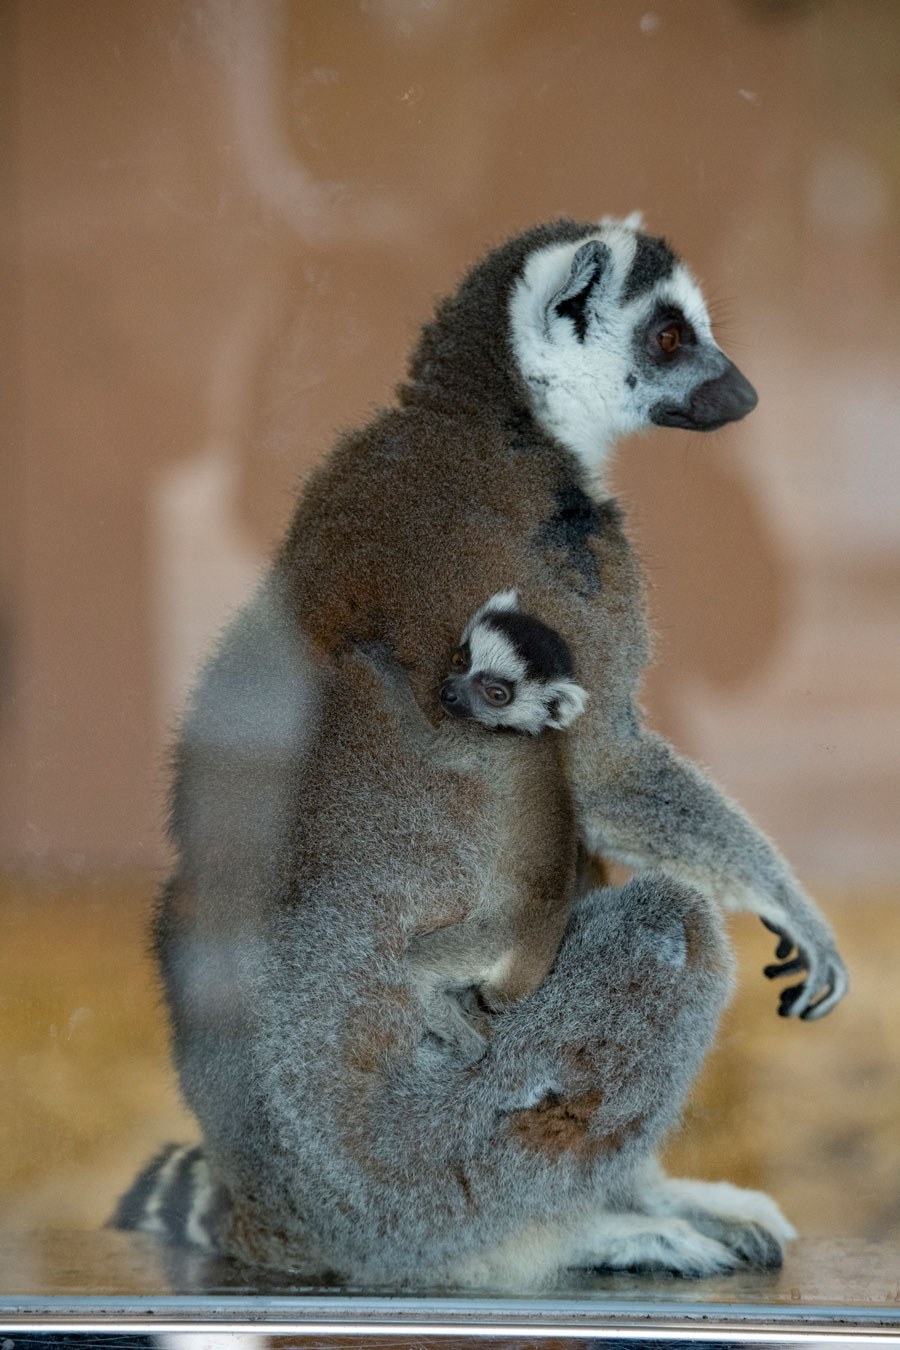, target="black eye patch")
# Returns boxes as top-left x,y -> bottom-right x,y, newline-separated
475,674 -> 515,706
641,303 -> 697,365
482,608 -> 575,681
